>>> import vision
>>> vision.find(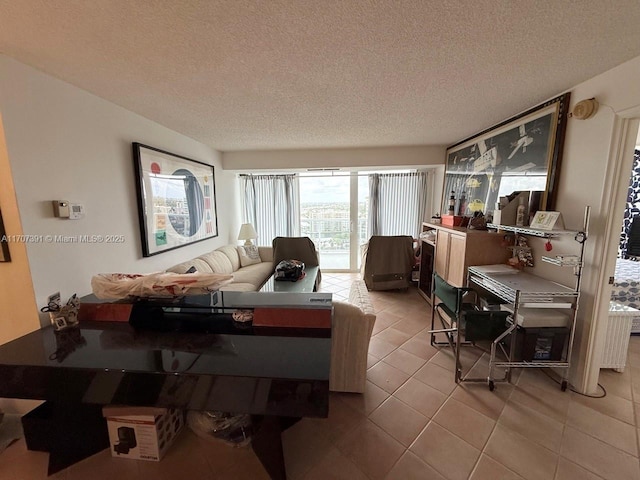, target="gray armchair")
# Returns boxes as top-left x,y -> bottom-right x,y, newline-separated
272,236 -> 322,288
362,235 -> 414,290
